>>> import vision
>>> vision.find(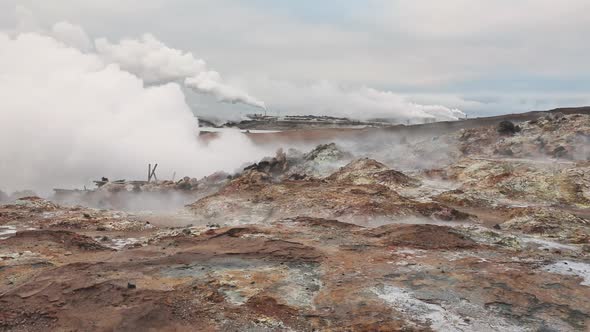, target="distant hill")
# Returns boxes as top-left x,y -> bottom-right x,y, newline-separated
228,106 -> 590,145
